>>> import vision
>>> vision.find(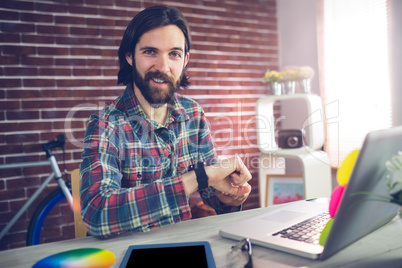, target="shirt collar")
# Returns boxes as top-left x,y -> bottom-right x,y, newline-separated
123,84 -> 190,134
